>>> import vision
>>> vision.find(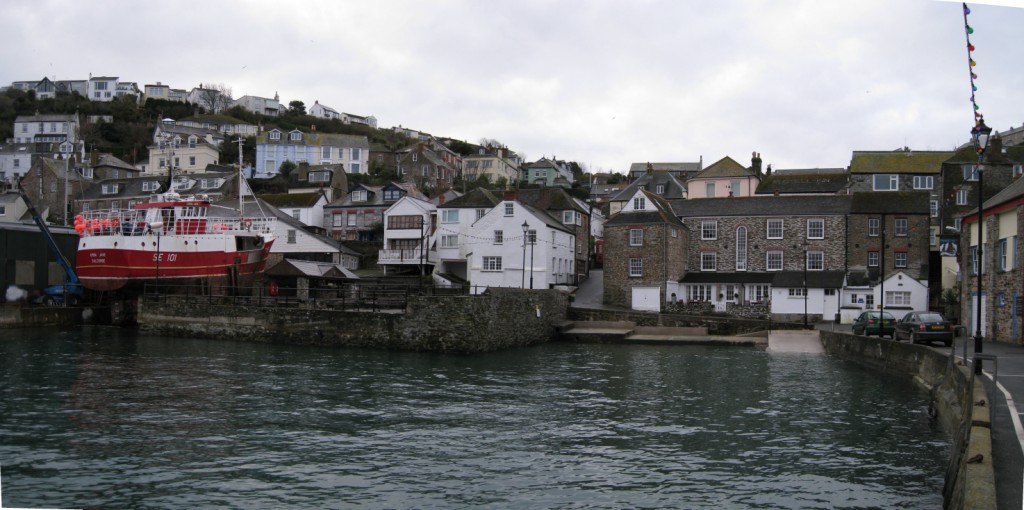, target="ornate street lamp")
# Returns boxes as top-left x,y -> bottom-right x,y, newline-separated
971,117 -> 992,374
522,221 -> 529,289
